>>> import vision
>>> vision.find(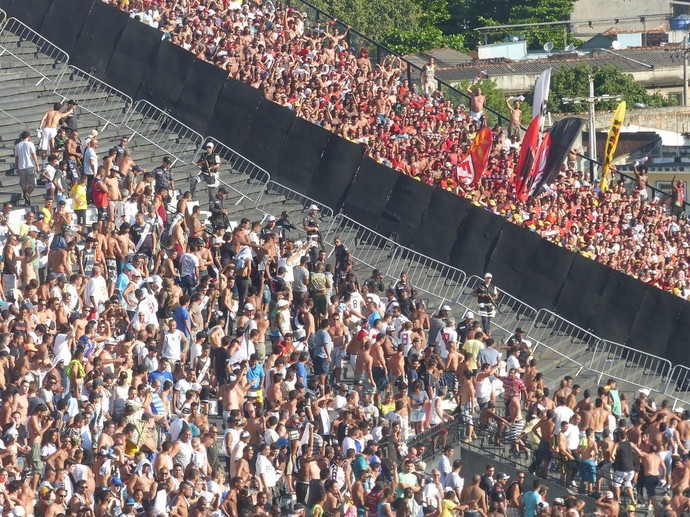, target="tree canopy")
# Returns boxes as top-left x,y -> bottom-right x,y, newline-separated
547,63 -> 677,113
